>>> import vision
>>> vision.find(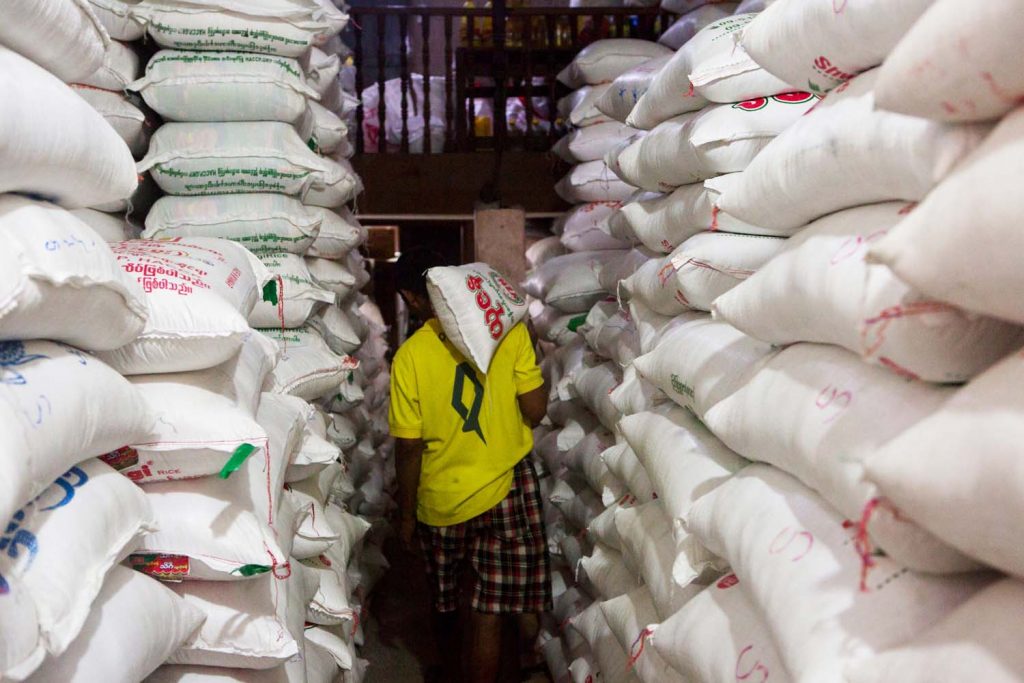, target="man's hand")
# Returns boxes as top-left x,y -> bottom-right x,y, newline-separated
395,437 -> 425,555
